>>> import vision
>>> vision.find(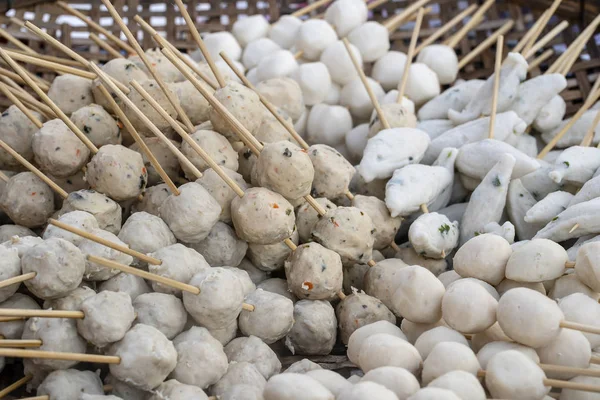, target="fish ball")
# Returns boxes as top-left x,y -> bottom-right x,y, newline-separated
212,362 -> 266,397
38,369 -> 103,400
71,104 -> 120,147
78,291 -> 135,347
391,265 -> 445,324
256,50 -> 299,82
414,326 -> 469,359
0,294 -> 40,338
264,373 -> 333,400
169,80 -> 212,125
537,329 -> 591,379
307,104 -> 352,146
574,241 -> 600,292
285,299 -> 337,355
197,167 -> 249,223
338,381 -> 398,400
559,293 -> 600,347
242,38 -> 281,69
358,333 -> 422,374
210,81 -> 263,141
203,31 -> 242,61
129,137 -> 180,187
43,210 -> 98,246
239,289 -> 294,343
268,15 -> 302,49
133,292 -> 187,339
0,105 -> 42,169
125,79 -> 178,134
48,74 -> 93,115
255,77 -> 304,122
180,129 -> 238,177
225,335 -> 281,379
476,340 -> 539,369
416,45 -> 459,85
347,22 -> 389,62
506,238 -> 568,282
232,15 -> 269,47
295,20 -> 338,61
347,320 -> 406,365
368,103 -> 417,139
422,341 -> 480,385
148,380 -> 208,400
78,228 -> 133,281
485,350 -> 549,399
118,212 -> 176,264
408,388 -> 461,400
428,370 -> 486,400
290,62 -> 331,106
341,77 -> 385,120
337,292 -> 396,344
372,51 -> 407,91
98,273 -> 150,301
325,0 -> 368,37
405,63 -> 441,106
60,189 -> 121,234
442,279 -> 498,334
306,370 -> 352,397
362,367 -> 420,400
453,233 -> 511,285
320,40 -> 362,86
